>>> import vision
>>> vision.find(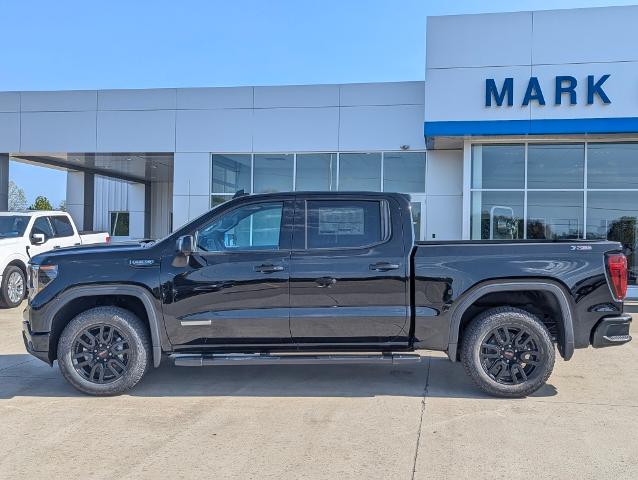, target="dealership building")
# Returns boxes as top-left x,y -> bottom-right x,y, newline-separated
1,5 -> 638,293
